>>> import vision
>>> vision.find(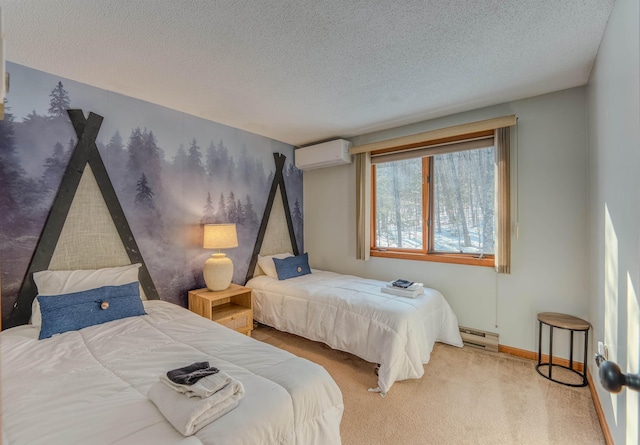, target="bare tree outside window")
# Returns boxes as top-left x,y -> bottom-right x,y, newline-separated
373,145 -> 495,256
374,158 -> 422,249
432,147 -> 495,254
